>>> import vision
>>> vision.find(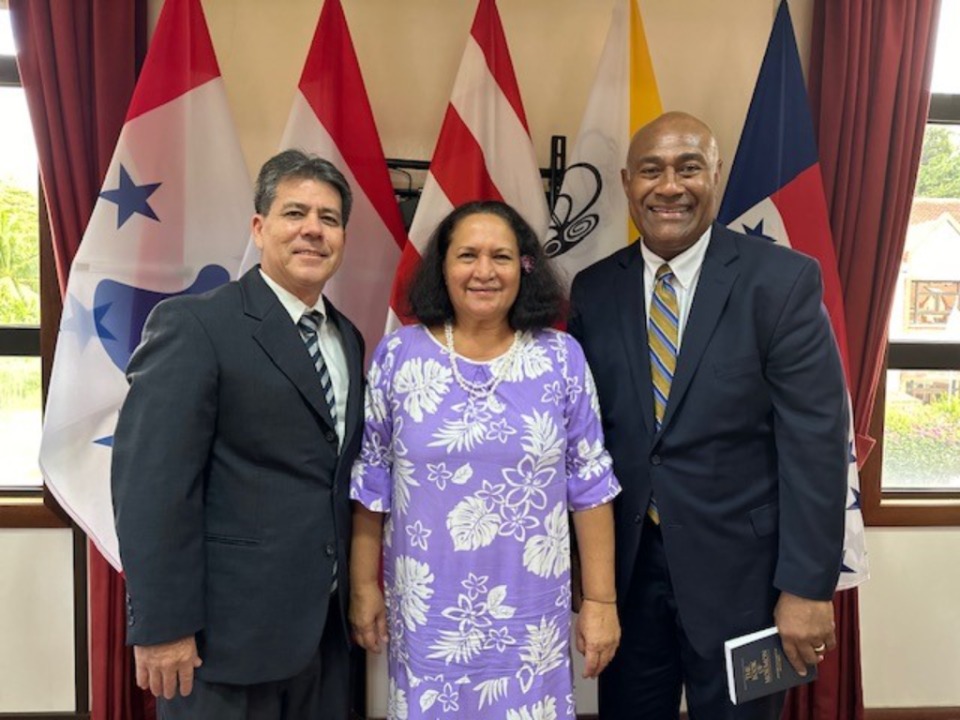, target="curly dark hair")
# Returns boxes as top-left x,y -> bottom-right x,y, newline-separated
408,200 -> 563,331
